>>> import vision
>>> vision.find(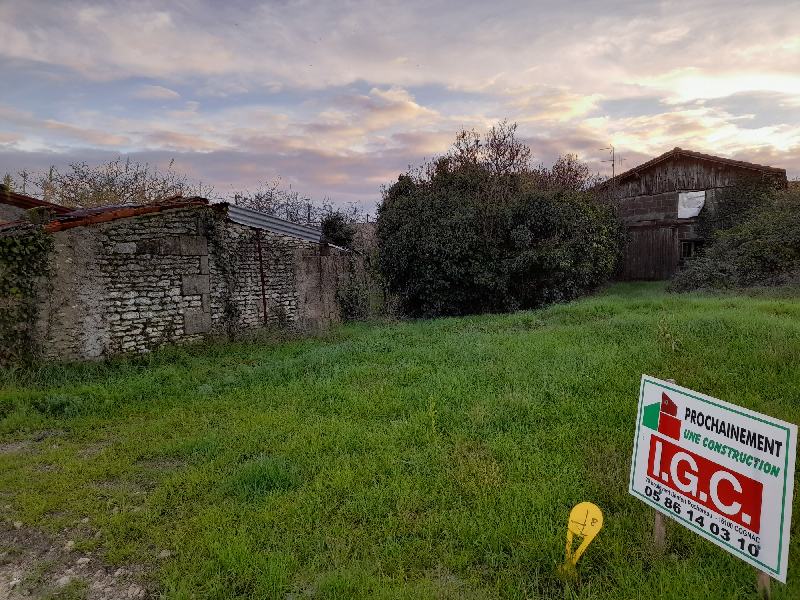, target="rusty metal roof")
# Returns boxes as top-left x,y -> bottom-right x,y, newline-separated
1,195 -> 325,244
223,203 -> 322,243
0,187 -> 74,215
43,198 -> 209,232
